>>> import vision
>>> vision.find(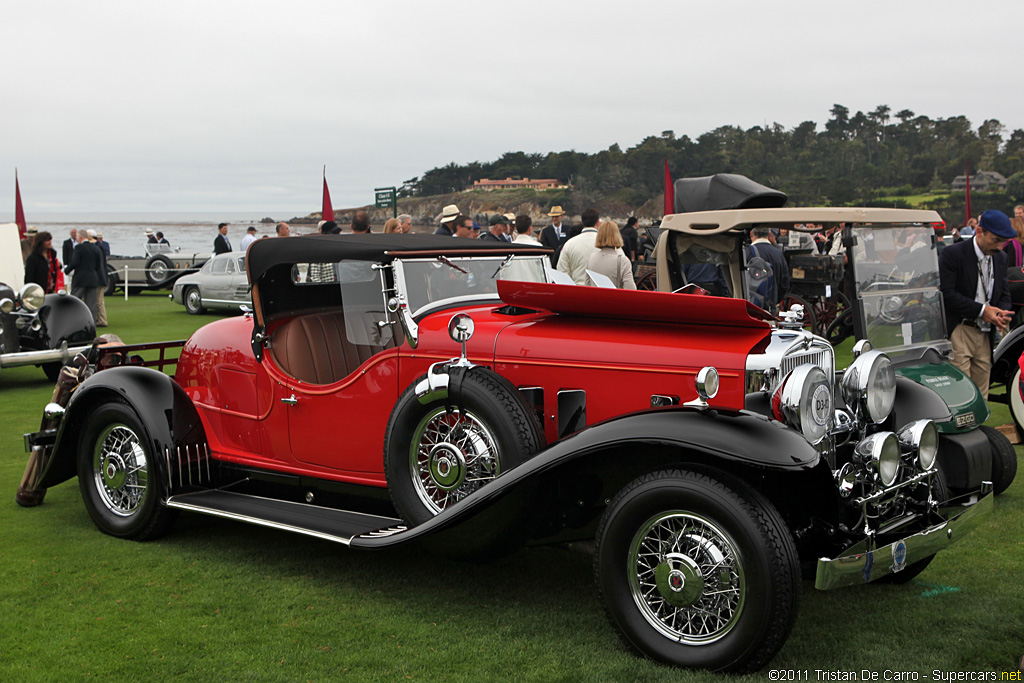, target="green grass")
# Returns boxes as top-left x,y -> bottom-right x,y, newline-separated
1,294 -> 1022,681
